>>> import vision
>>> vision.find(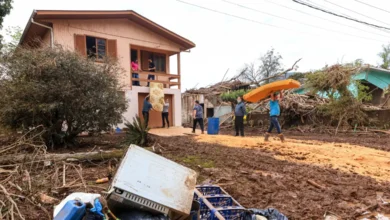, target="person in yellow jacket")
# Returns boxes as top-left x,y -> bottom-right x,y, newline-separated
234,96 -> 247,137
